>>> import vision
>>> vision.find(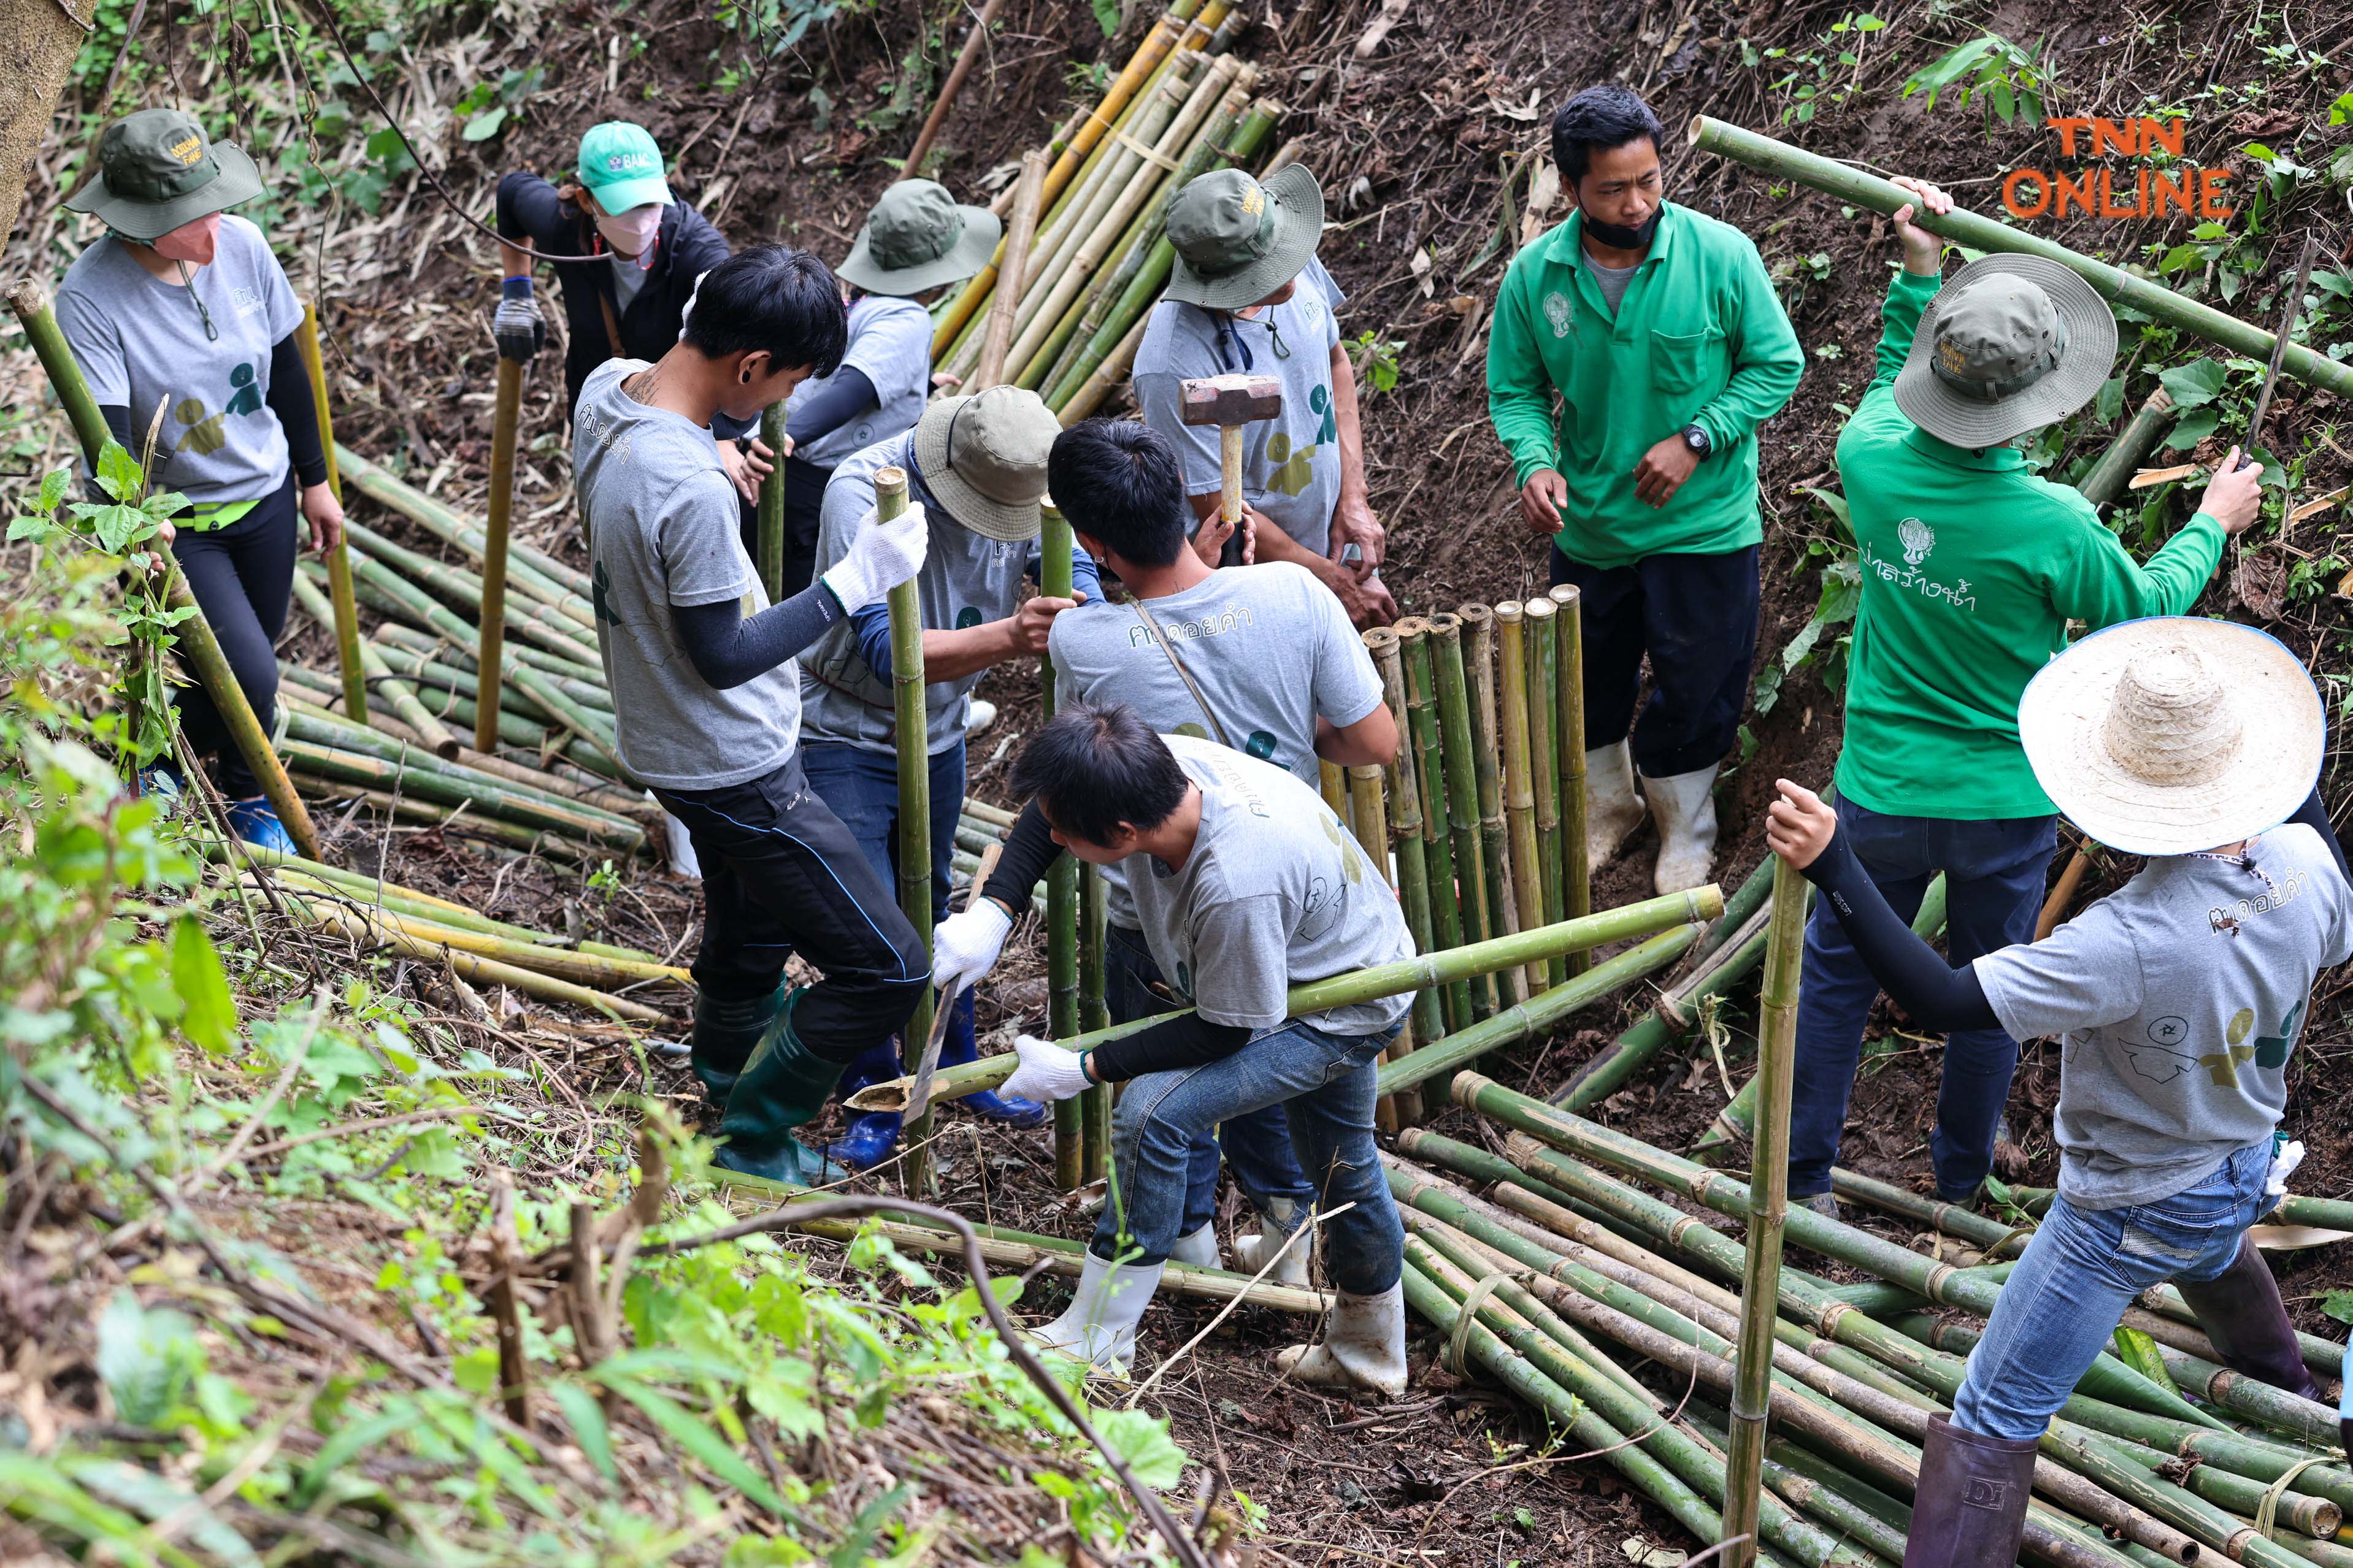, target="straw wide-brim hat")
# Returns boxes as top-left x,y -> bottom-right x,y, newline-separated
2017,617 -> 2324,857
912,386 -> 1059,543
1894,254 -> 2116,448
